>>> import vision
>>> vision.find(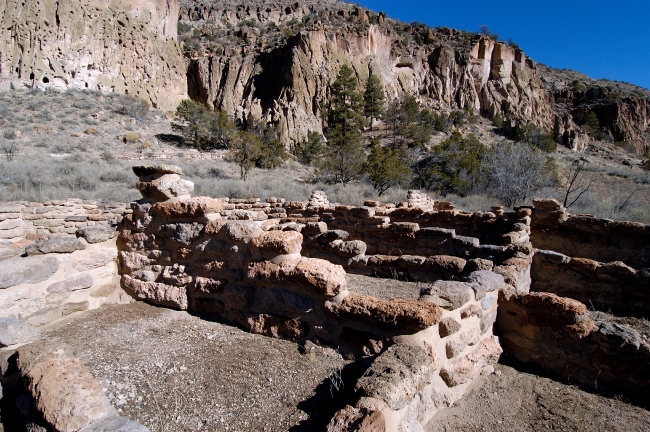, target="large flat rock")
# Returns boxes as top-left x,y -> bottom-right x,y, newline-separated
0,256 -> 59,289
